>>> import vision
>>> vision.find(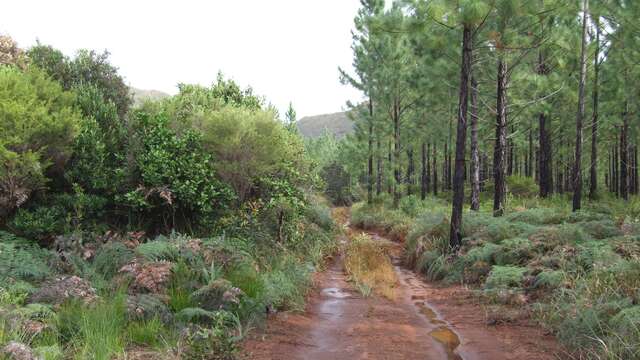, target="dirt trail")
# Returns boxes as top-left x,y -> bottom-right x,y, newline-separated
242,208 -> 564,359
